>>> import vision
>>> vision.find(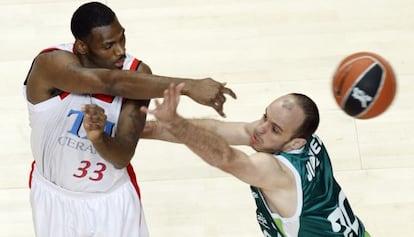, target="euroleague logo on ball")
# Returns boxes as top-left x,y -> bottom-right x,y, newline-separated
332,52 -> 397,119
